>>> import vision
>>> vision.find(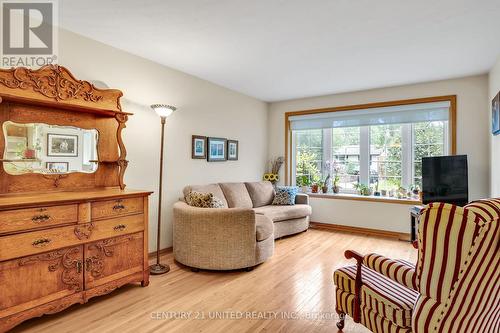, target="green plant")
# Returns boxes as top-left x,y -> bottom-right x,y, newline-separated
333,174 -> 340,187
296,175 -> 311,187
296,147 -> 321,185
355,183 -> 371,196
410,184 -> 420,194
